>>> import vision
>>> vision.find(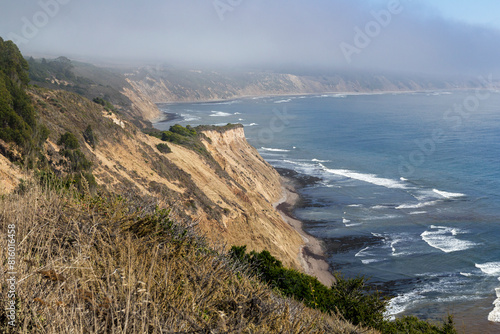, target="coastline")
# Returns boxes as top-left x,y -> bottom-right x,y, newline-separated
274,171 -> 335,287
153,88 -> 473,107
